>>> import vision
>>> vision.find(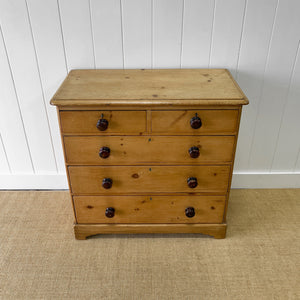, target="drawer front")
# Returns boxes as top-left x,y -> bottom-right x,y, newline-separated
60,111 -> 146,134
64,136 -> 235,165
68,165 -> 230,194
74,195 -> 225,224
151,110 -> 239,134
